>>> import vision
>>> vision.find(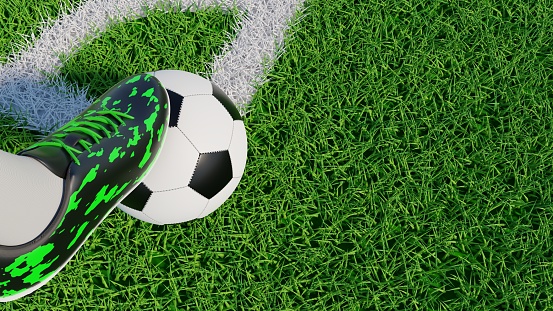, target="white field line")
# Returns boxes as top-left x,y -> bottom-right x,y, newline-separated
0,0 -> 308,134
